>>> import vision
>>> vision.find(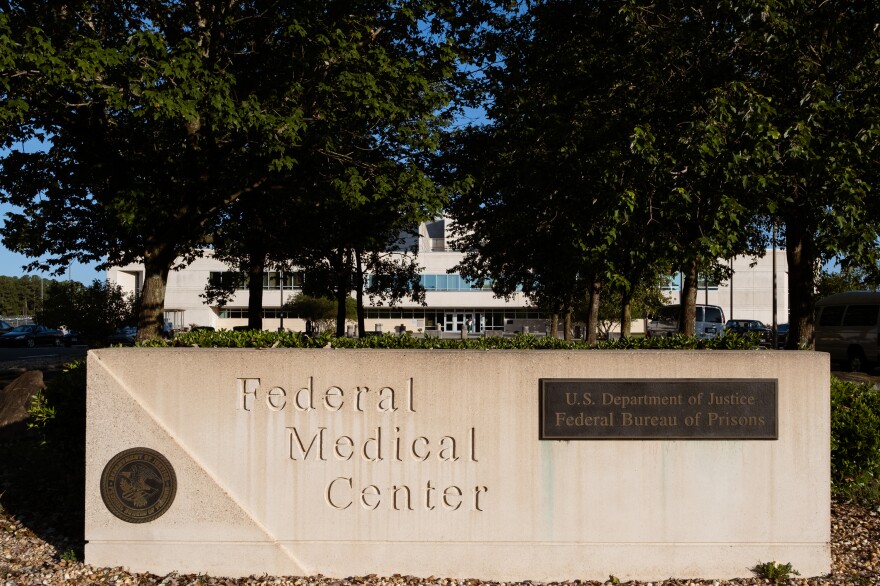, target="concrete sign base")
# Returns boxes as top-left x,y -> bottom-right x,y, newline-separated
85,349 -> 830,581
